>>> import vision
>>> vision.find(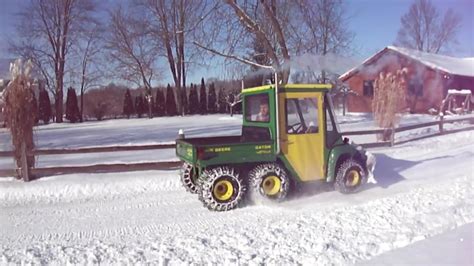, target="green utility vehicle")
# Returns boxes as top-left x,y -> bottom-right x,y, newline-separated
176,84 -> 375,211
